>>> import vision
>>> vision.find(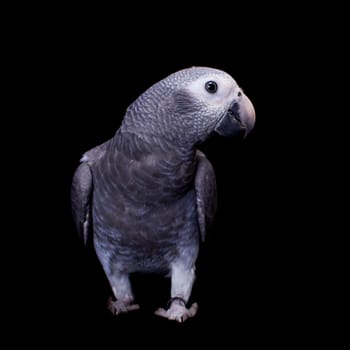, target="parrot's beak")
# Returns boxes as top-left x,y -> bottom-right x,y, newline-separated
215,94 -> 256,138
